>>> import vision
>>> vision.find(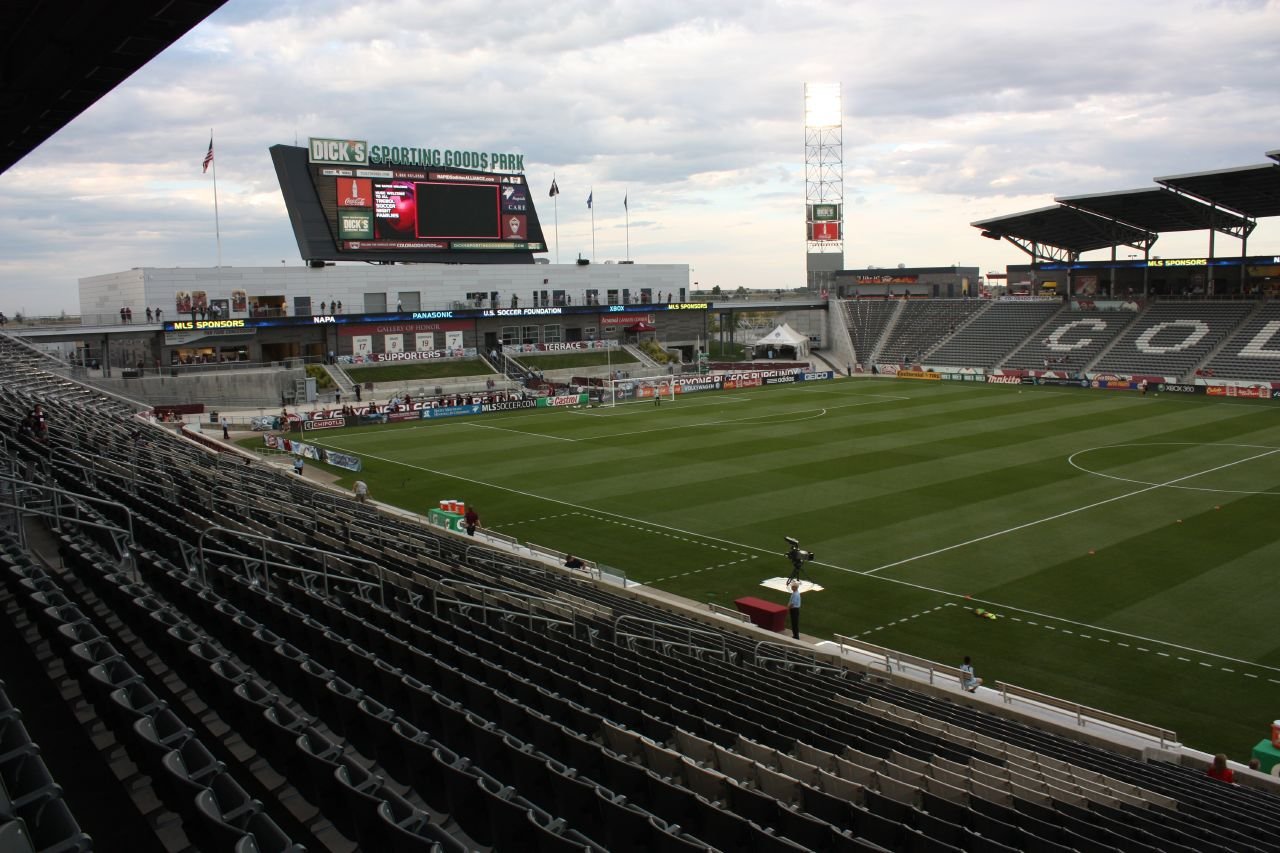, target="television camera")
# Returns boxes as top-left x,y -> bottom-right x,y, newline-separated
785,537 -> 815,582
